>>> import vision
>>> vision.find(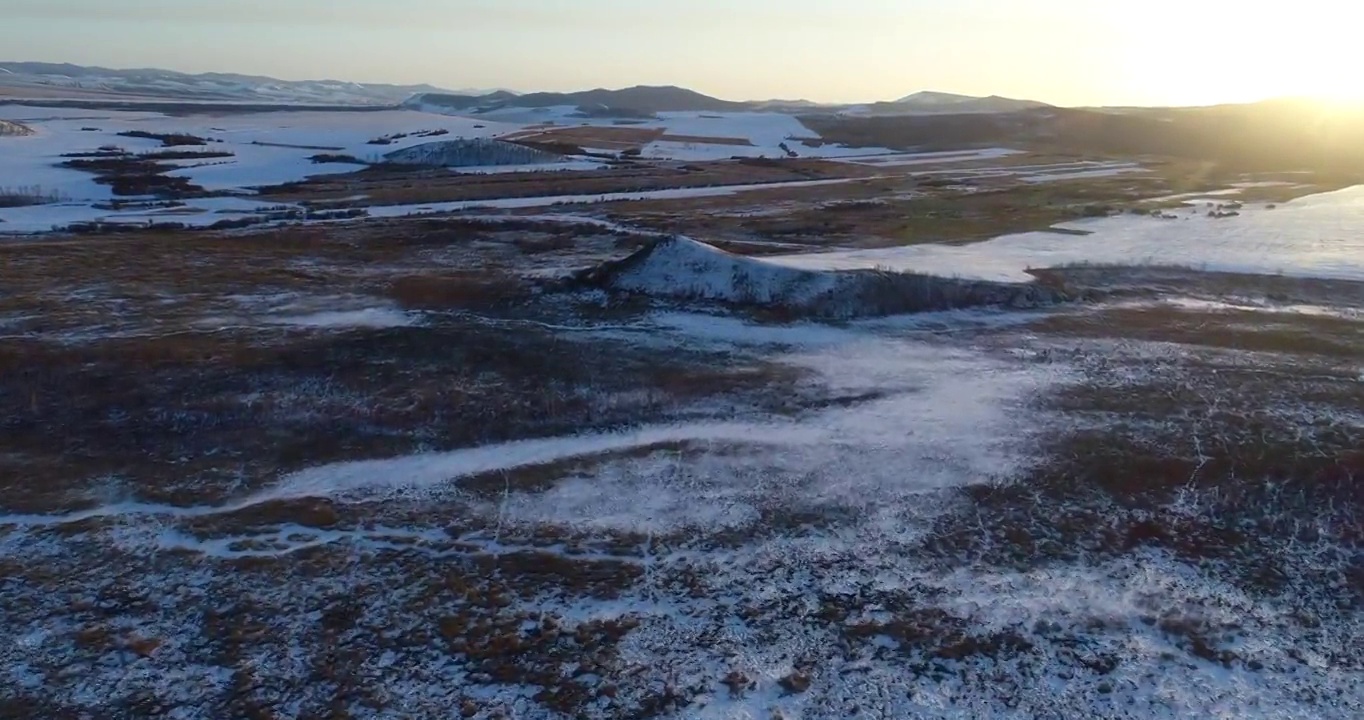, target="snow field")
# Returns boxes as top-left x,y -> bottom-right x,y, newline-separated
0,103 -> 889,233
766,185 -> 1364,283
